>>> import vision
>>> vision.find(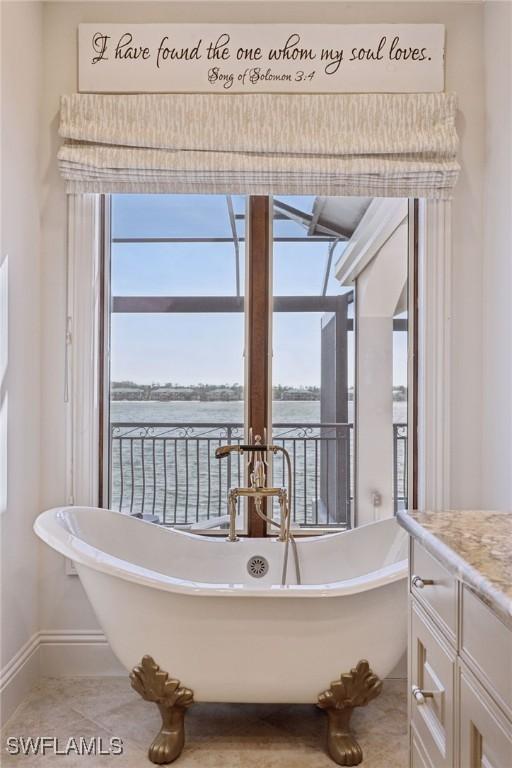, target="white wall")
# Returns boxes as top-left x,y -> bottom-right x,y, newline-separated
482,1 -> 512,511
1,1 -> 43,721
38,1 -> 486,644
